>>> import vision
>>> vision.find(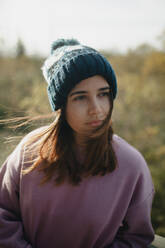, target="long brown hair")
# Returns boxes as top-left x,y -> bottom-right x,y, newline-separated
23,93 -> 117,186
